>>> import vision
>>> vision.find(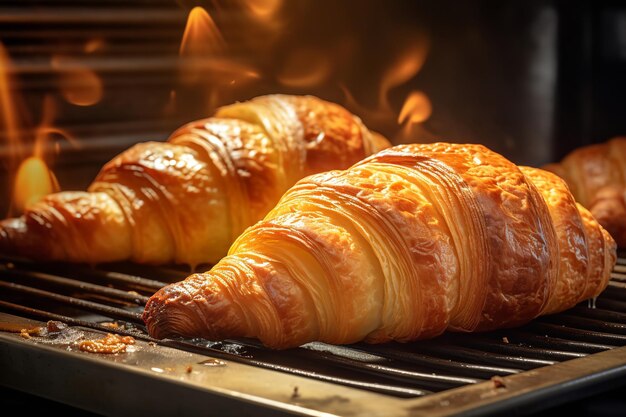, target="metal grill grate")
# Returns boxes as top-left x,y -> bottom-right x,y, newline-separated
2,255 -> 626,415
